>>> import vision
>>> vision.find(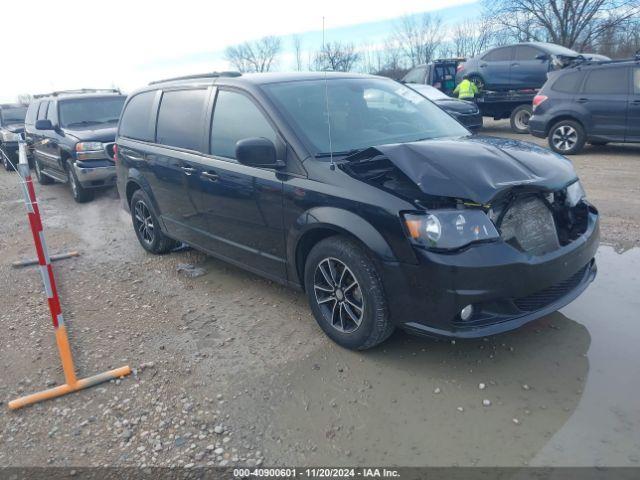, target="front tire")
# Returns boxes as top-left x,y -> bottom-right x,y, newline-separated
548,119 -> 586,155
34,157 -> 53,184
66,159 -> 94,203
130,189 -> 177,254
2,147 -> 12,171
304,236 -> 394,350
